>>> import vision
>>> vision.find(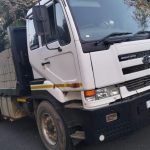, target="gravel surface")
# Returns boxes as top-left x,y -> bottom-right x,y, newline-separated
0,117 -> 150,150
